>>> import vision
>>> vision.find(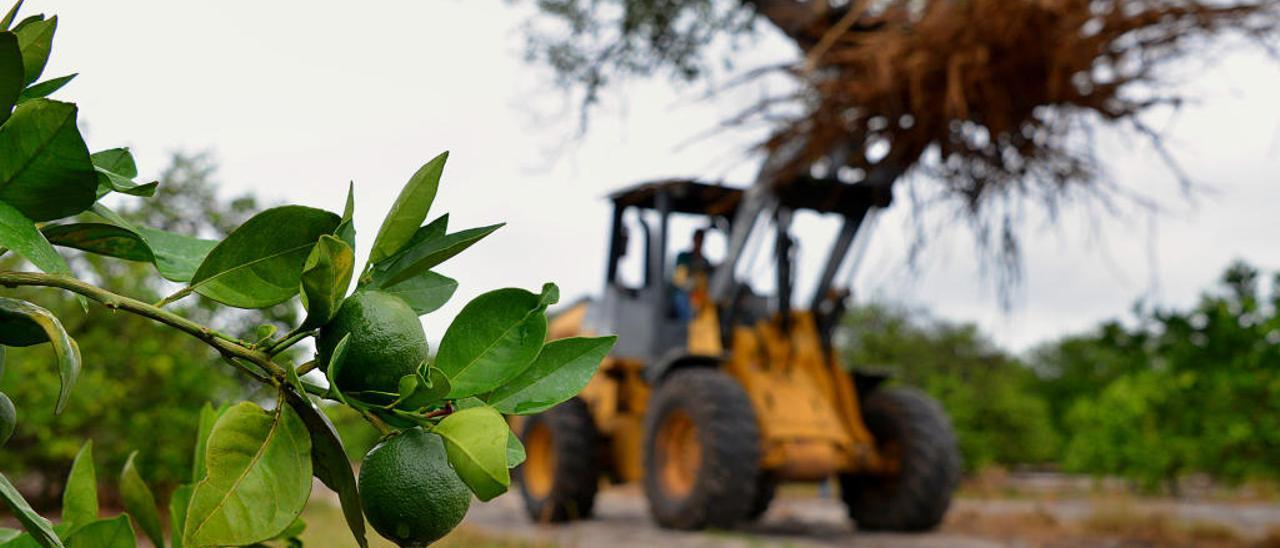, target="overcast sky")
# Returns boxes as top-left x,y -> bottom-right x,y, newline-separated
34,1 -> 1280,353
